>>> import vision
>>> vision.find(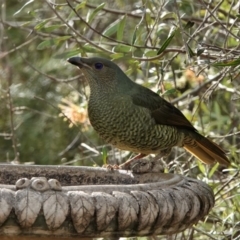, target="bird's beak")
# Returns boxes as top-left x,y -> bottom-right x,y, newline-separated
67,57 -> 83,68
67,57 -> 92,70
